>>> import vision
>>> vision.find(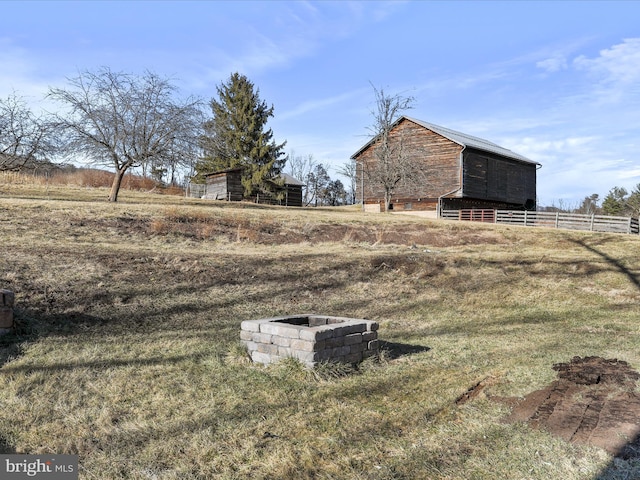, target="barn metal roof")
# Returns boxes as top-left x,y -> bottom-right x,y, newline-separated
351,116 -> 539,166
